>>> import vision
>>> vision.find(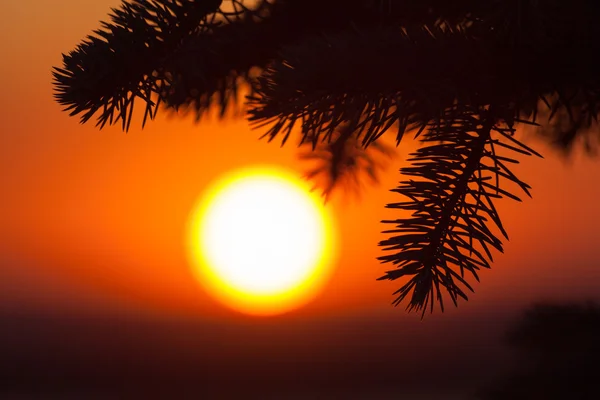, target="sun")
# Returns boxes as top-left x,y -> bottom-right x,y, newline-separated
186,165 -> 337,316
